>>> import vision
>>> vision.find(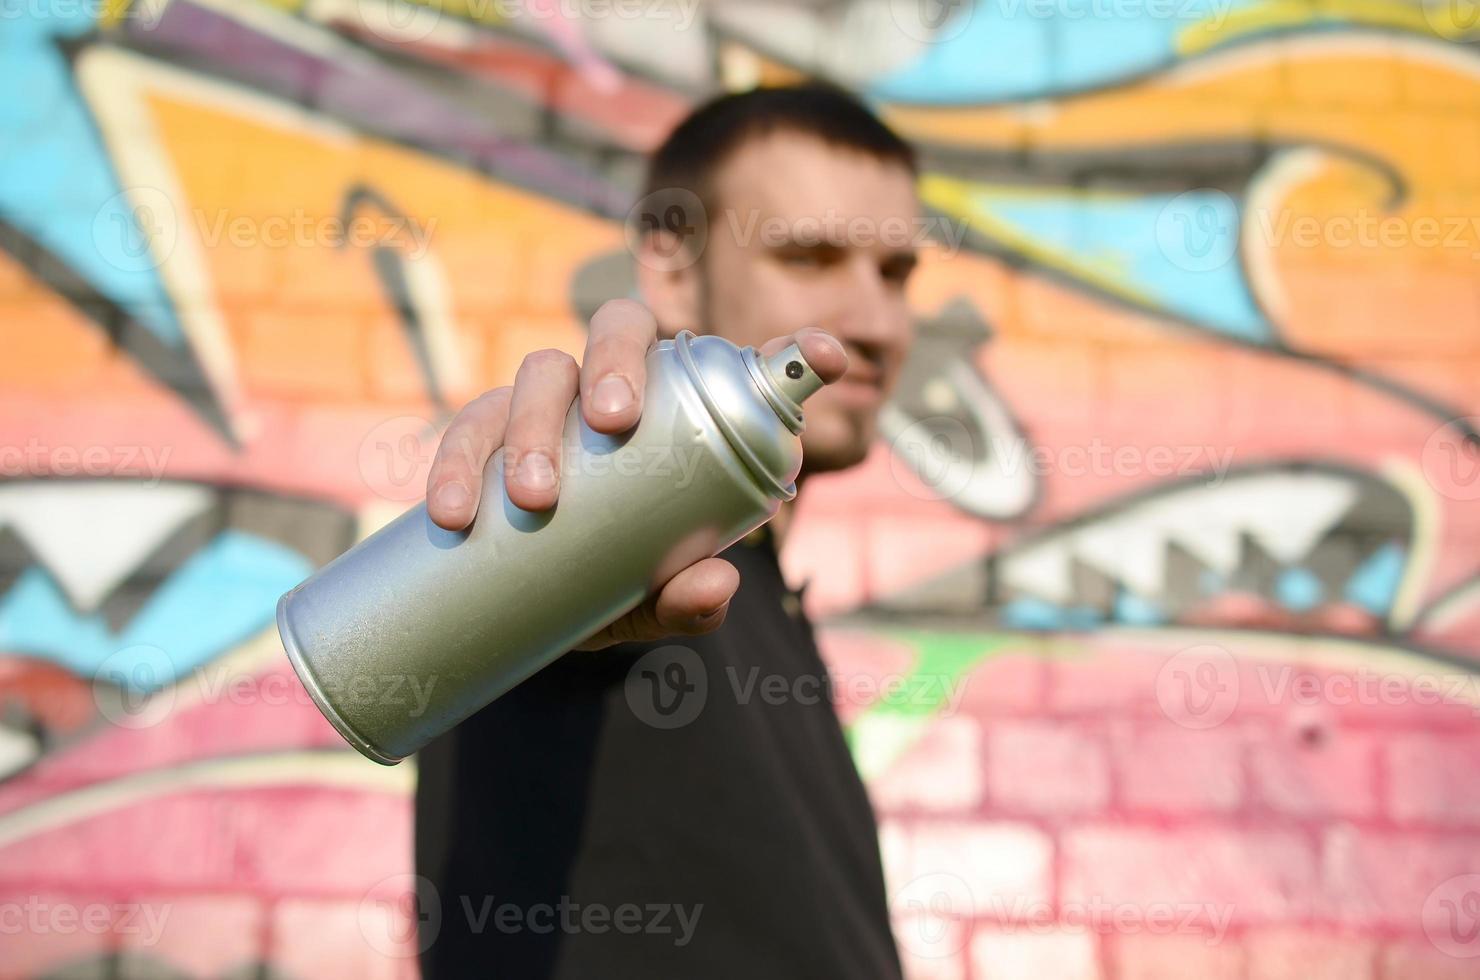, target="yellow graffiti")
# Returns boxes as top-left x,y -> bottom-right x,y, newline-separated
921,174 -> 1148,308
1178,0 -> 1480,54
